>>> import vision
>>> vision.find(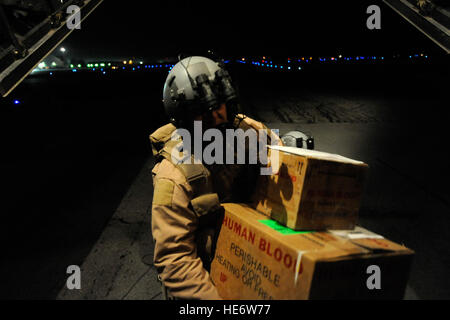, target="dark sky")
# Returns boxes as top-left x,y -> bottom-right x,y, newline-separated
63,0 -> 445,61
